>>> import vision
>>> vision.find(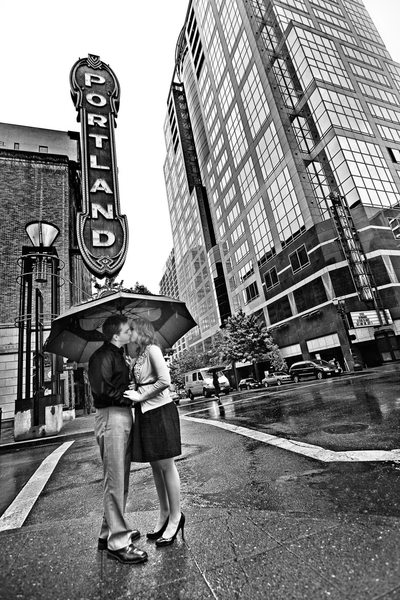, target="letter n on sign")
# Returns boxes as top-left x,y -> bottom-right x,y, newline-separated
70,54 -> 128,278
